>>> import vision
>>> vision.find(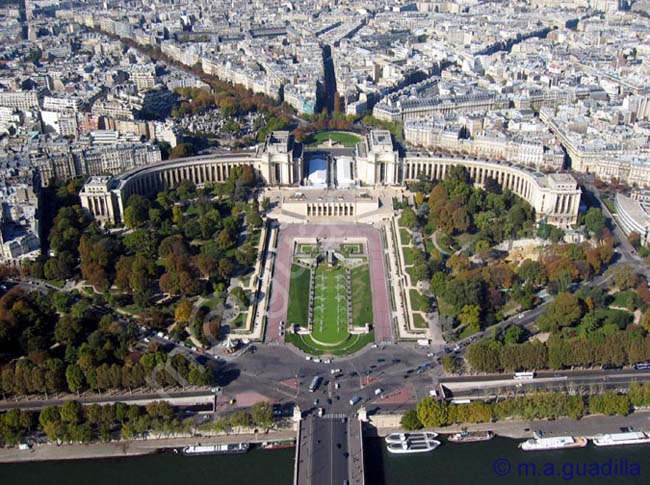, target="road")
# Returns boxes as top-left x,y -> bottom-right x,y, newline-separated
298,416 -> 349,485
440,368 -> 650,399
